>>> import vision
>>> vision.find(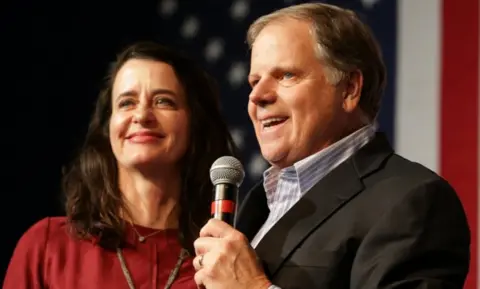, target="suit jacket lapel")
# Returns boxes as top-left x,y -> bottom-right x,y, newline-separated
253,133 -> 393,278
235,180 -> 269,242
254,159 -> 363,278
